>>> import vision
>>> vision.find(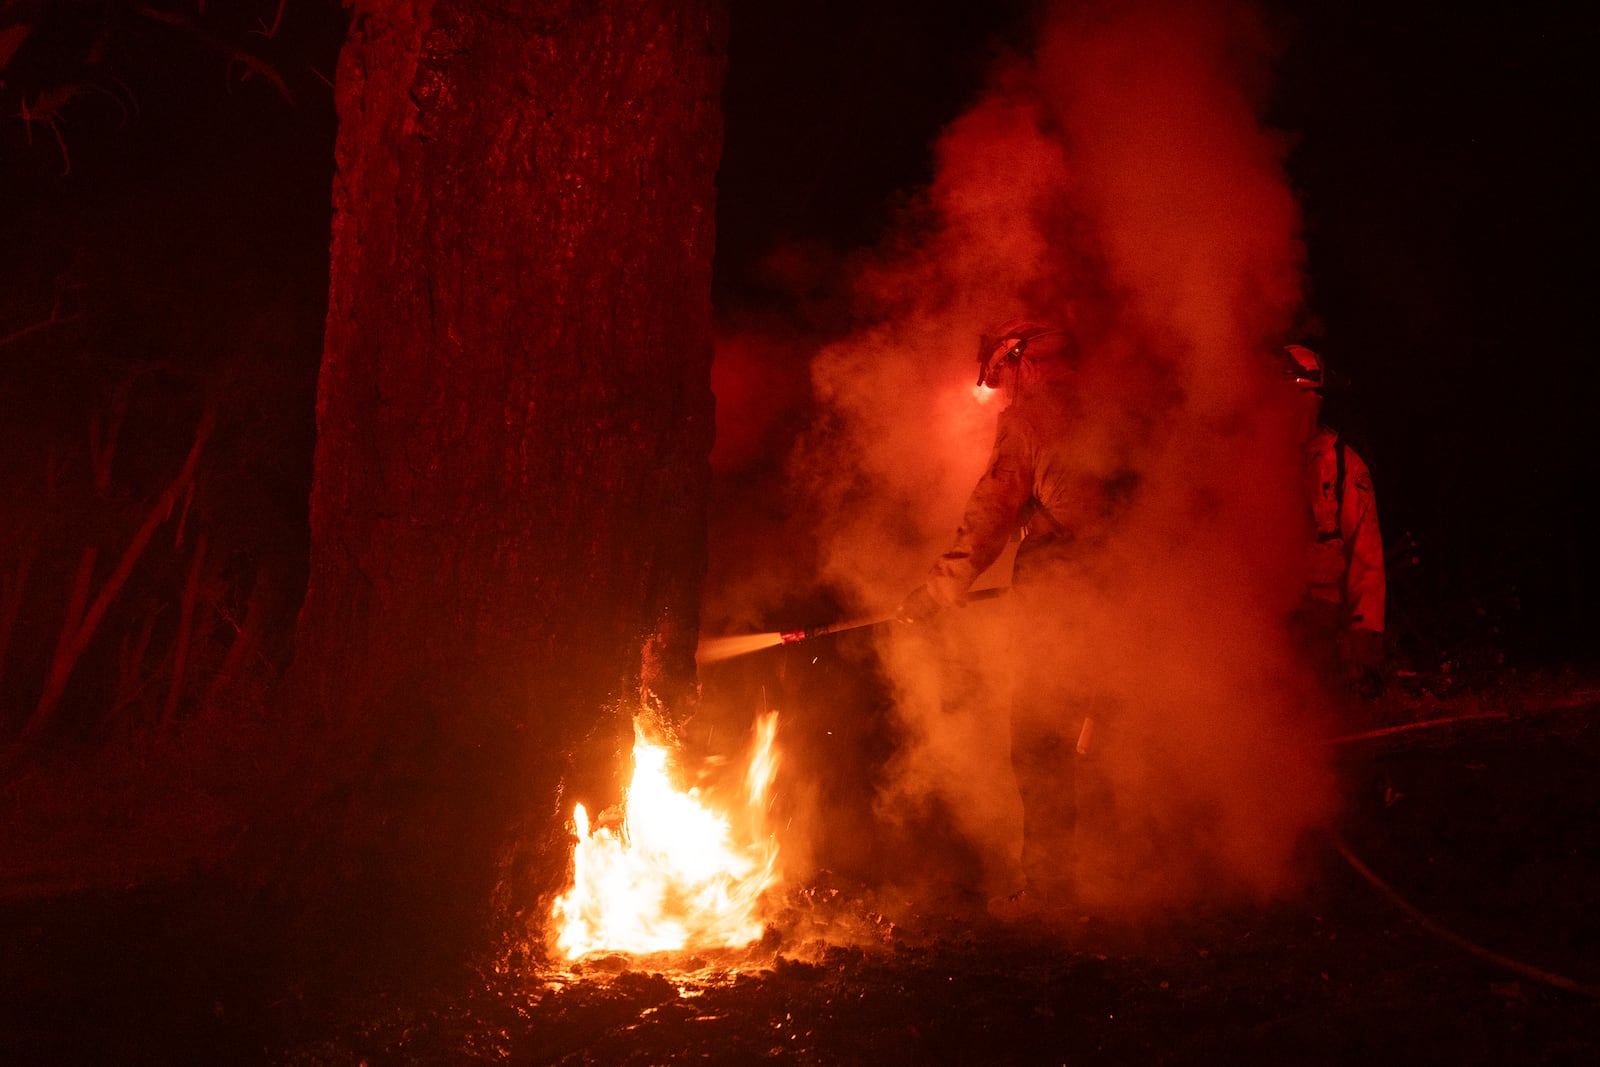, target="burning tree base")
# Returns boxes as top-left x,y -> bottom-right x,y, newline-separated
550,711 -> 782,959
